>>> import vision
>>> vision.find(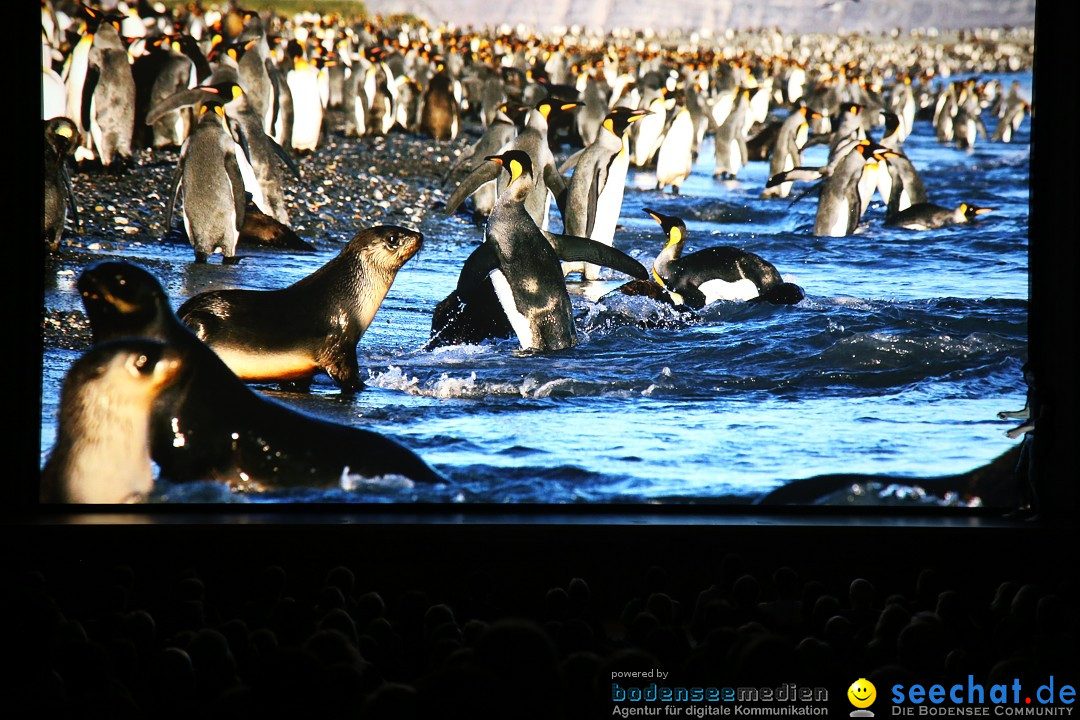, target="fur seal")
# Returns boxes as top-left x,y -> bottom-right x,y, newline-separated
77,261 -> 447,490
41,339 -> 181,503
177,226 -> 422,392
